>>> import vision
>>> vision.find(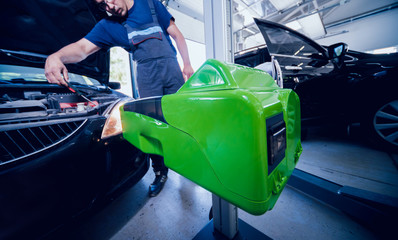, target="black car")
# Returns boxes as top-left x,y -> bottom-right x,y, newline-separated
0,0 -> 149,239
235,19 -> 398,151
